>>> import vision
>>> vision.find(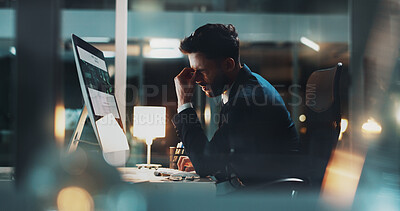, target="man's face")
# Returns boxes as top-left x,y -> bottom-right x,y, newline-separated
188,53 -> 228,97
